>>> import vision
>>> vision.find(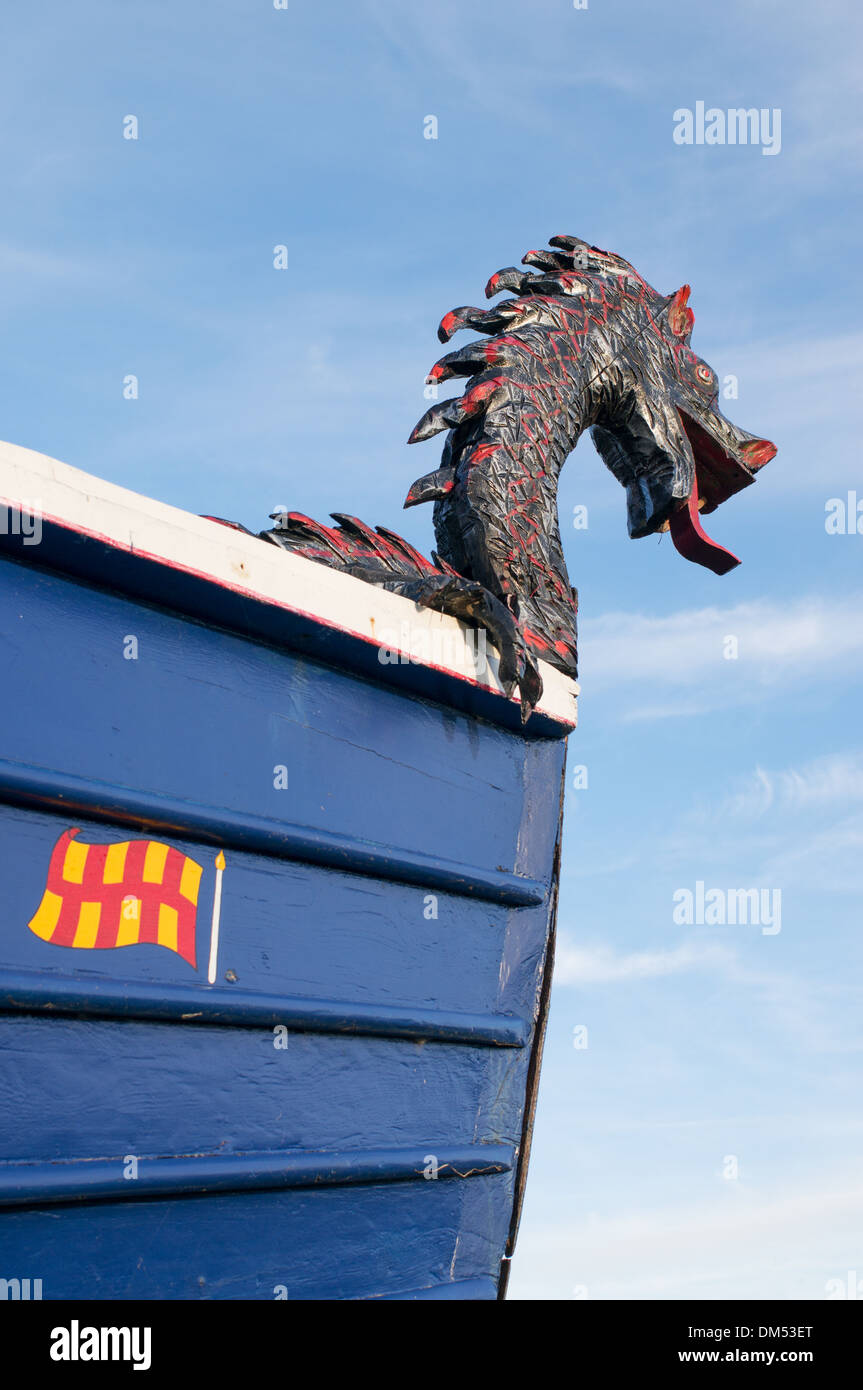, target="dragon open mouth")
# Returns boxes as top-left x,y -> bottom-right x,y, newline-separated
668,410 -> 777,576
